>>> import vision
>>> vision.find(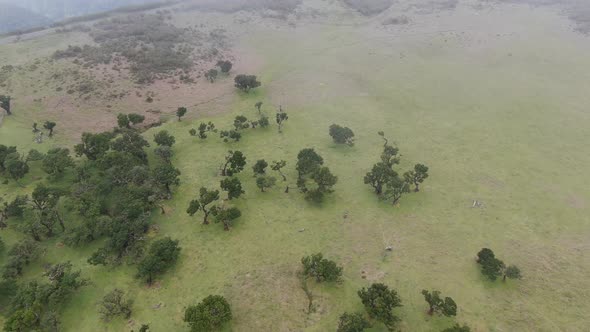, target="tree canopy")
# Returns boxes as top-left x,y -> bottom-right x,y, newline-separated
358,283 -> 402,331
234,74 -> 261,92
136,237 -> 181,285
184,295 -> 232,332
